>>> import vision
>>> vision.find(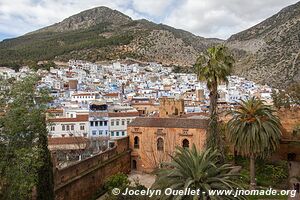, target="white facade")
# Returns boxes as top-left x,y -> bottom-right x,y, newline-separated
47,114 -> 89,137
71,93 -> 97,103
108,112 -> 139,139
